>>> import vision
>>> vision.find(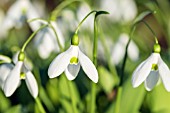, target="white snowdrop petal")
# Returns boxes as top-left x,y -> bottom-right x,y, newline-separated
78,49 -> 98,83
158,57 -> 170,92
0,64 -> 14,89
65,63 -> 80,80
25,71 -> 38,98
144,71 -> 159,91
132,54 -> 157,88
3,61 -> 23,97
48,46 -> 73,78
